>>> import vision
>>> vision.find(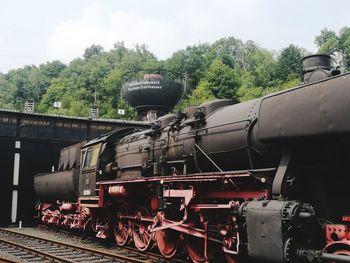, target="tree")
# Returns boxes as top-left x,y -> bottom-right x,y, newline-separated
243,44 -> 276,87
315,28 -> 338,55
37,78 -> 69,113
338,27 -> 350,70
178,80 -> 215,109
0,74 -> 16,109
236,86 -> 263,102
164,44 -> 211,92
275,45 -> 304,81
40,60 -> 66,78
4,31 -> 343,118
209,37 -> 243,68
83,44 -> 104,59
204,59 -> 240,101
